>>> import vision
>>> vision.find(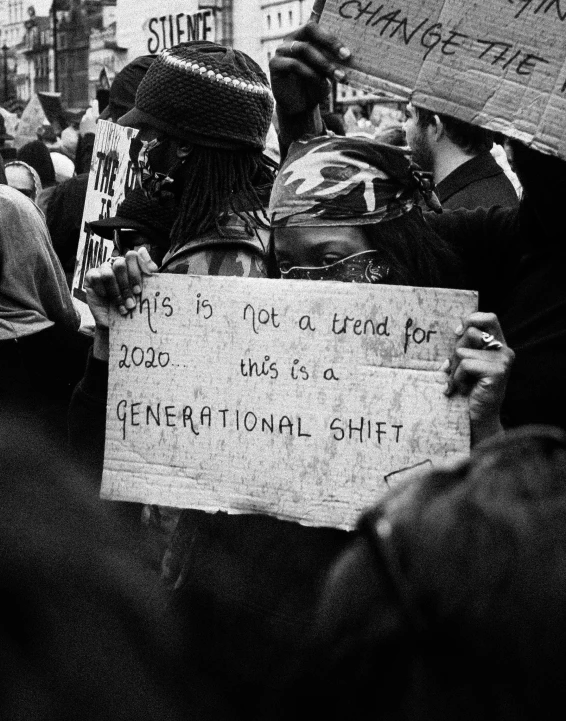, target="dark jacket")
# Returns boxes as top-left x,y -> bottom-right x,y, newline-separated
437,151 -> 519,211
44,173 -> 89,287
